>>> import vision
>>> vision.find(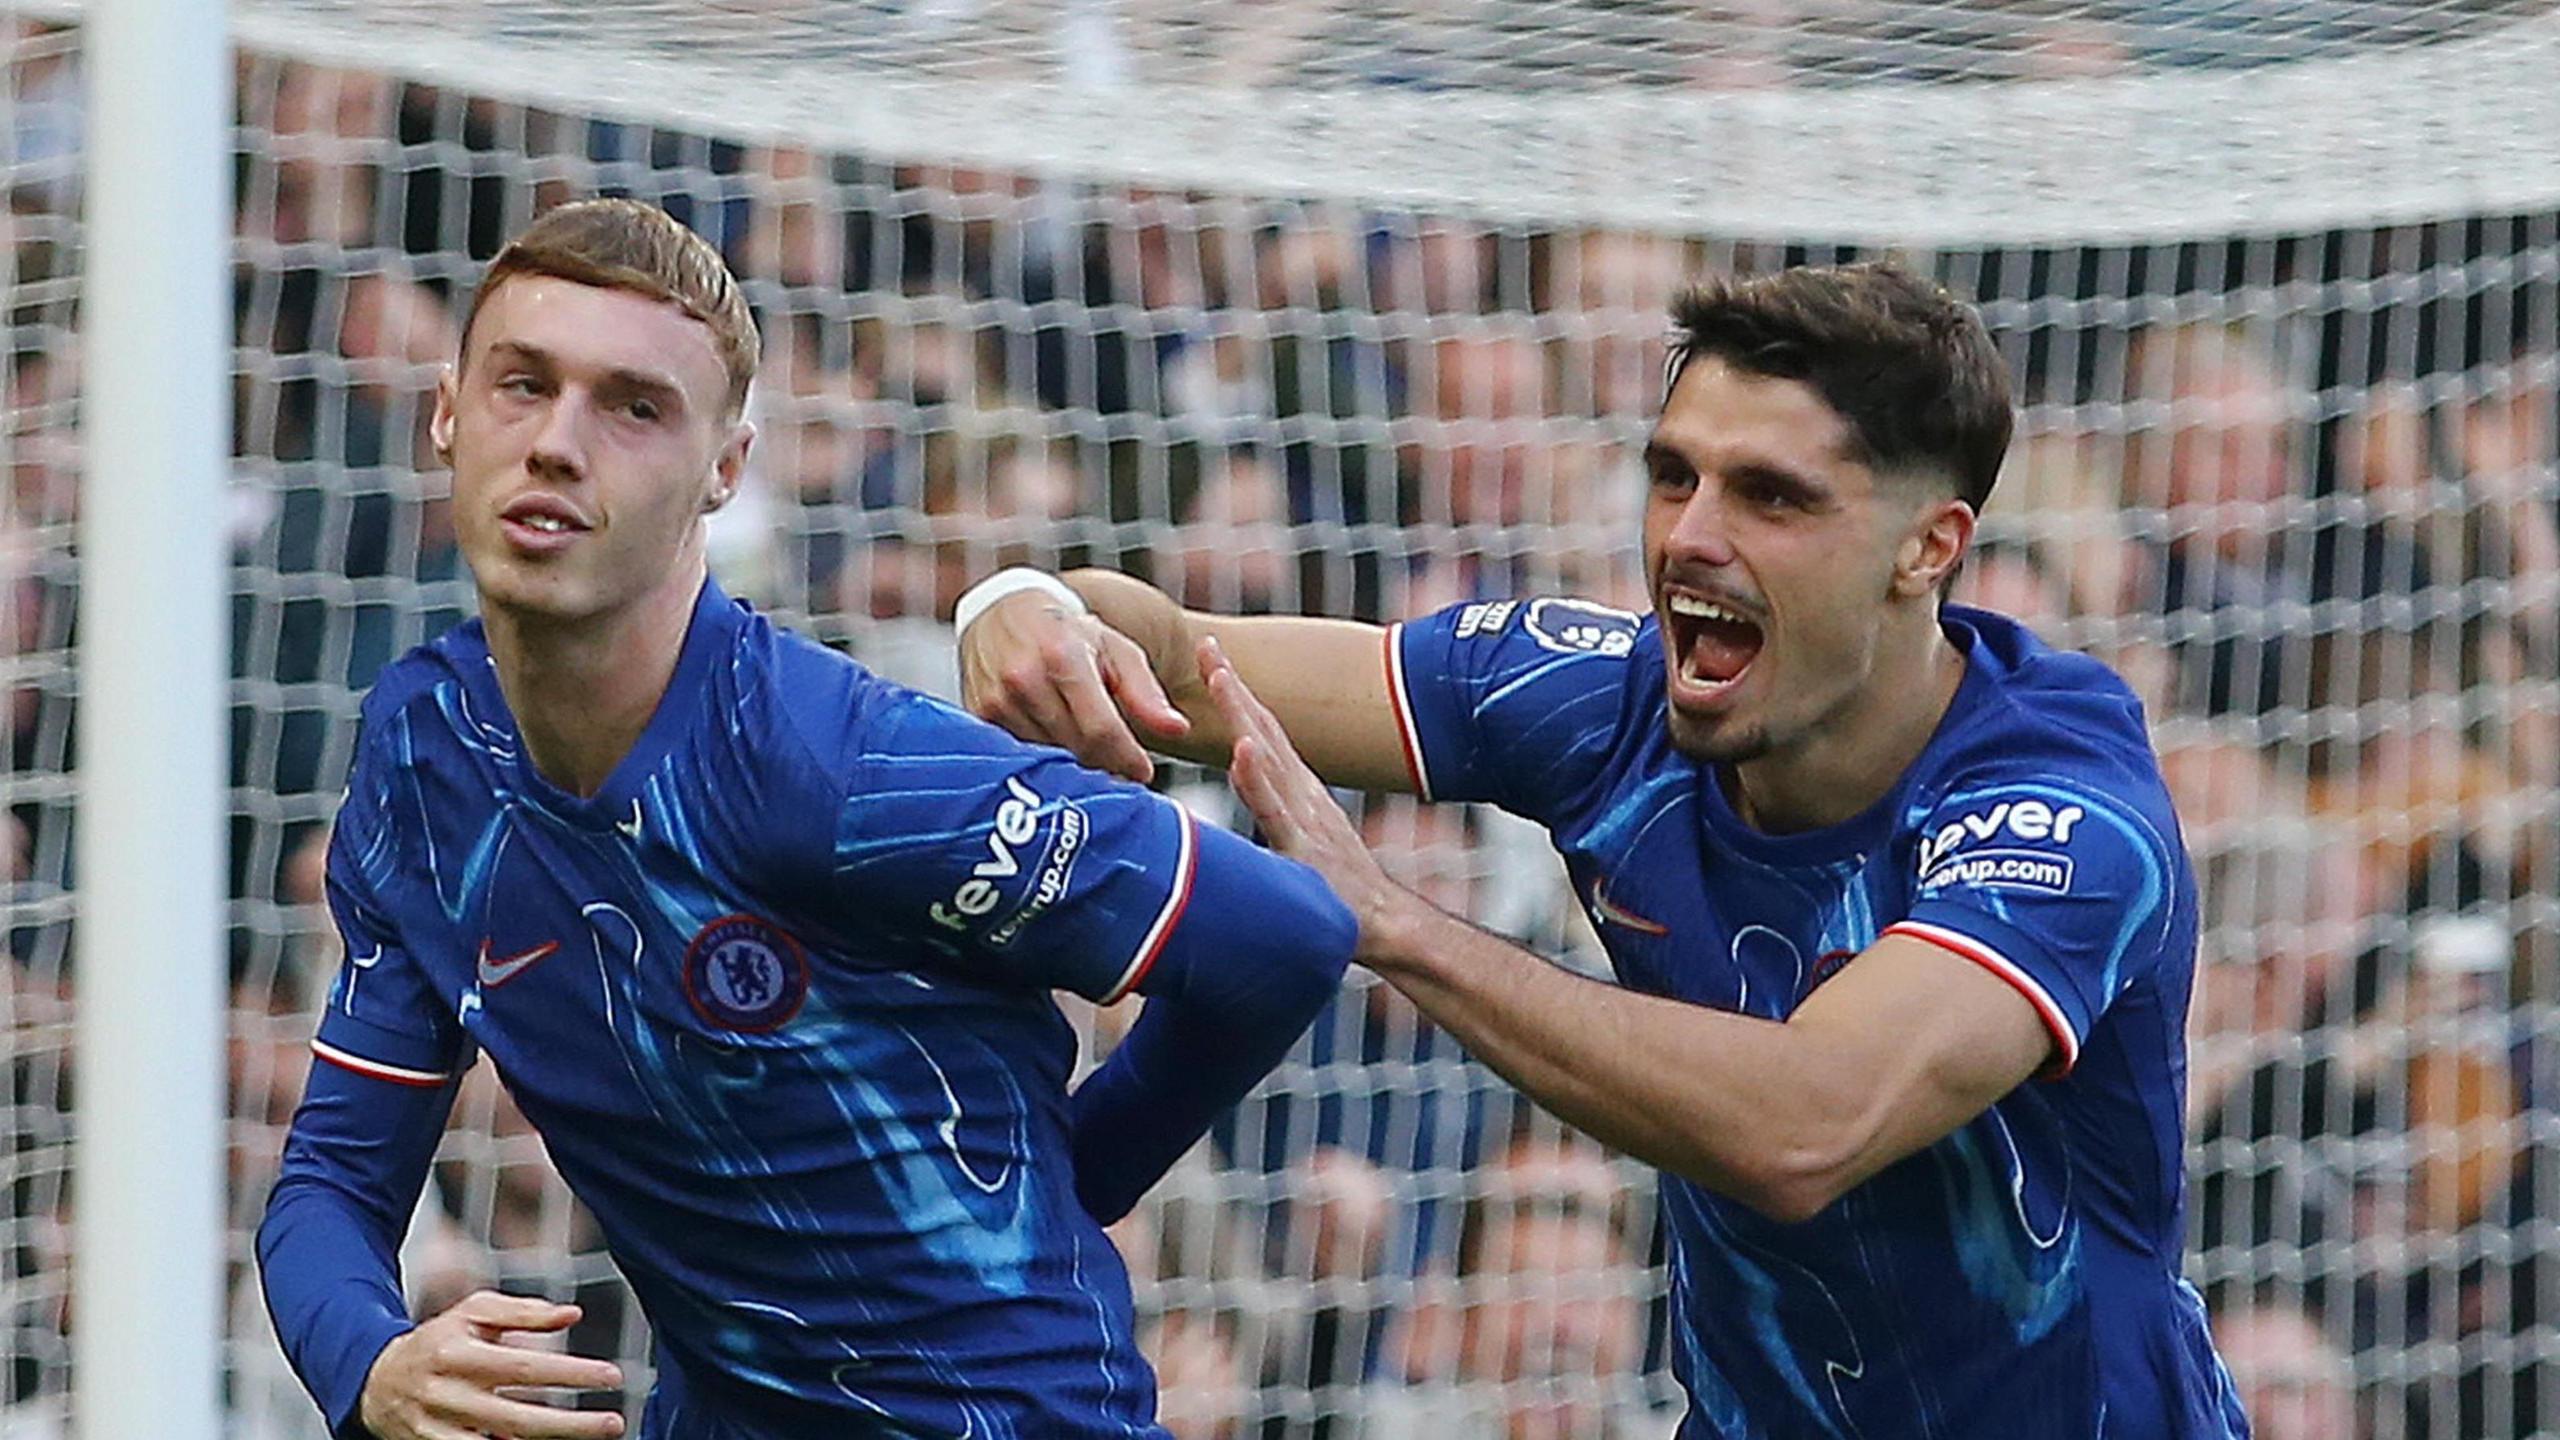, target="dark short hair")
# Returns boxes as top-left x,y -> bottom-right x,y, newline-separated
1665,263 -> 2013,510
463,198 -> 759,418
